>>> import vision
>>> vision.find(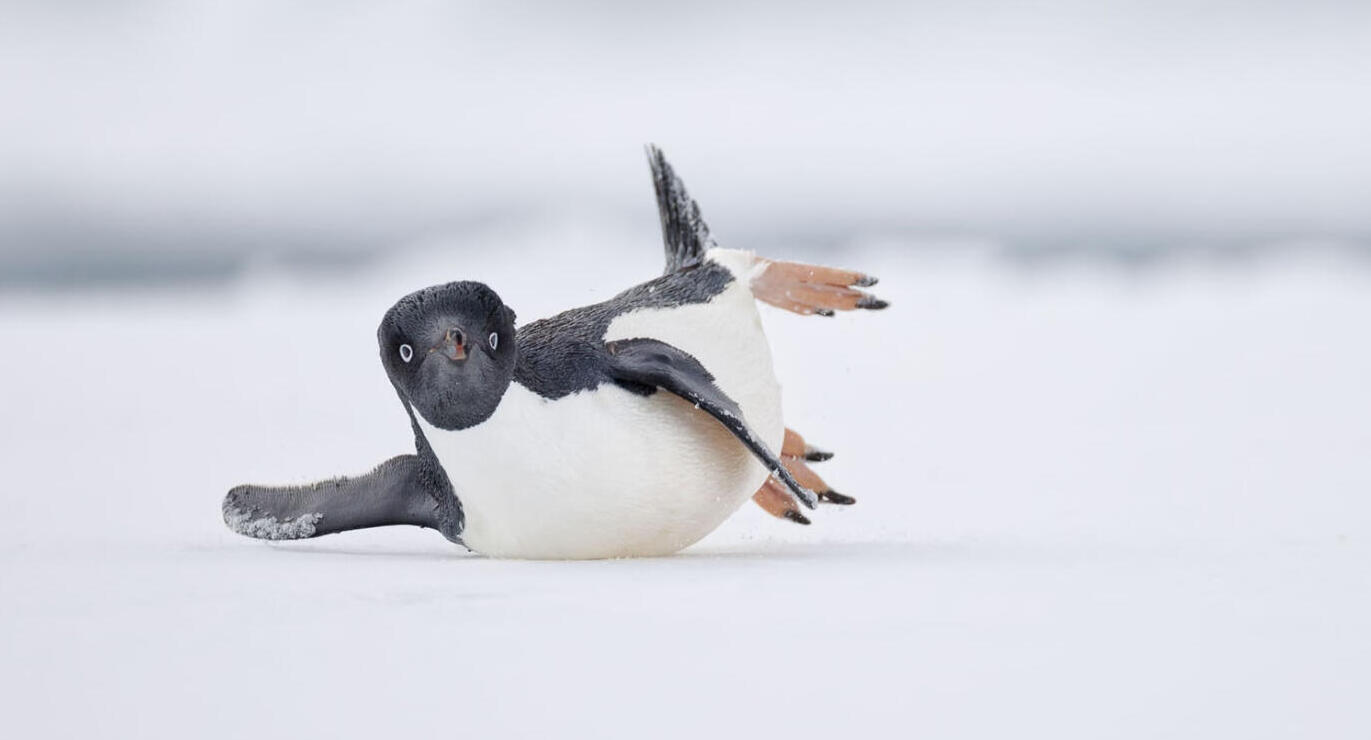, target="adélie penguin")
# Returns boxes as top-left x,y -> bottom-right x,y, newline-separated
223,146 -> 888,559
